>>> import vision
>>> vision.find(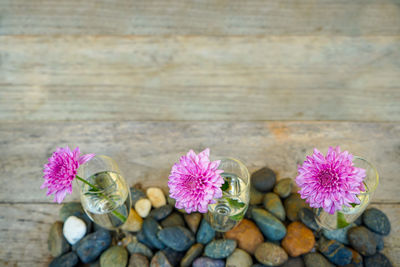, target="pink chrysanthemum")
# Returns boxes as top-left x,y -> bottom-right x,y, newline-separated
296,146 -> 366,214
168,148 -> 224,213
41,146 -> 95,203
